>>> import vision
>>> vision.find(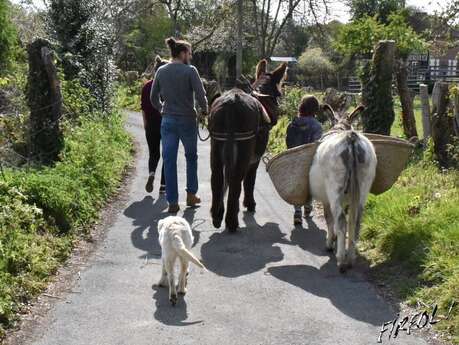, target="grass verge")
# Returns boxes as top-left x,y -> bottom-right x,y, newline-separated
0,112 -> 132,337
360,154 -> 458,344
